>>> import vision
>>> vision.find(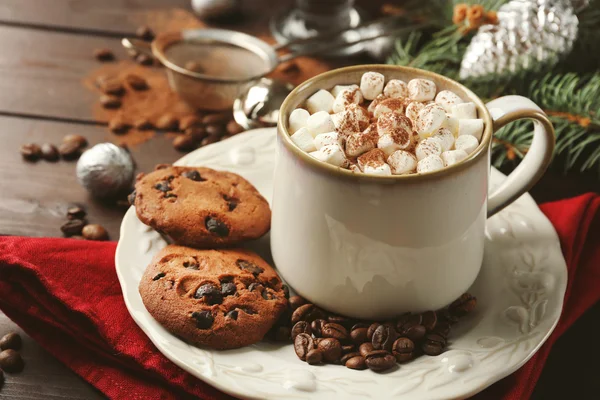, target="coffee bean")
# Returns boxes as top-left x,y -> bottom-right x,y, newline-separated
291,321 -> 312,341
345,355 -> 367,370
317,338 -> 342,363
340,351 -> 361,364
200,134 -> 221,147
63,134 -> 87,148
434,321 -> 451,337
0,333 -> 22,351
342,345 -> 355,354
136,25 -> 155,41
20,143 -> 42,161
82,224 -> 109,241
61,219 -> 86,236
156,114 -> 179,131
225,309 -> 238,320
226,120 -> 244,135
311,319 -> 326,337
173,135 -> 196,152
202,112 -> 231,125
191,310 -> 214,329
182,170 -> 205,182
185,126 -> 208,143
349,327 -> 368,344
58,141 -> 81,160
236,259 -> 264,275
401,323 -> 426,342
94,48 -> 114,62
367,323 -> 380,341
274,326 -> 291,342
291,304 -> 325,324
0,349 -> 24,373
100,94 -> 122,109
351,322 -> 370,331
40,143 -> 59,161
134,118 -> 153,130
449,293 -> 477,317
359,342 -> 374,357
136,53 -> 154,66
322,323 -> 348,341
205,124 -> 225,137
195,283 -> 223,305
422,311 -> 438,331
327,315 -> 352,327
306,349 -> 323,365
364,350 -> 396,372
422,333 -> 446,356
221,282 -> 236,296
289,295 -> 307,311
180,115 -> 203,130
100,80 -> 124,96
392,337 -> 415,362
294,333 -> 314,361
205,217 -> 229,236
125,74 -> 149,90
372,324 -> 397,352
